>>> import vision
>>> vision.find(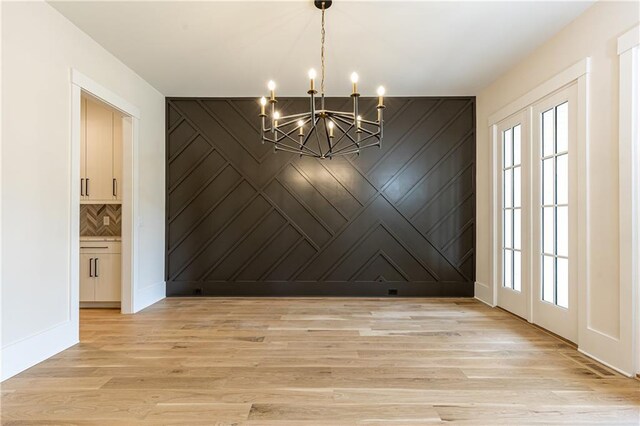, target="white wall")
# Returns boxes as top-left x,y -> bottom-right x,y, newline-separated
476,1 -> 639,373
1,1 -> 165,380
